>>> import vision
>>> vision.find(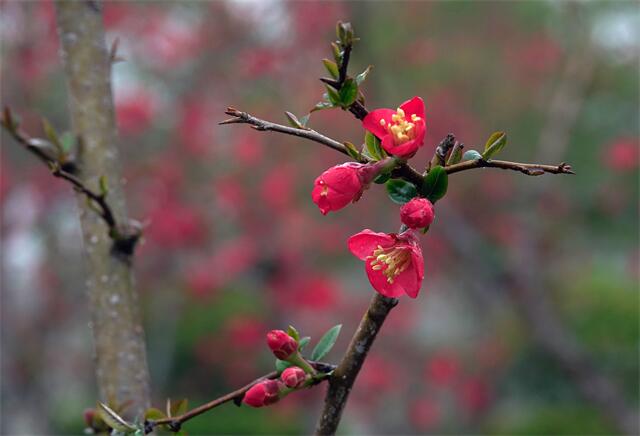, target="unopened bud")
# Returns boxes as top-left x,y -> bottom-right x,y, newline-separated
243,380 -> 282,407
267,330 -> 298,360
281,366 -> 307,388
